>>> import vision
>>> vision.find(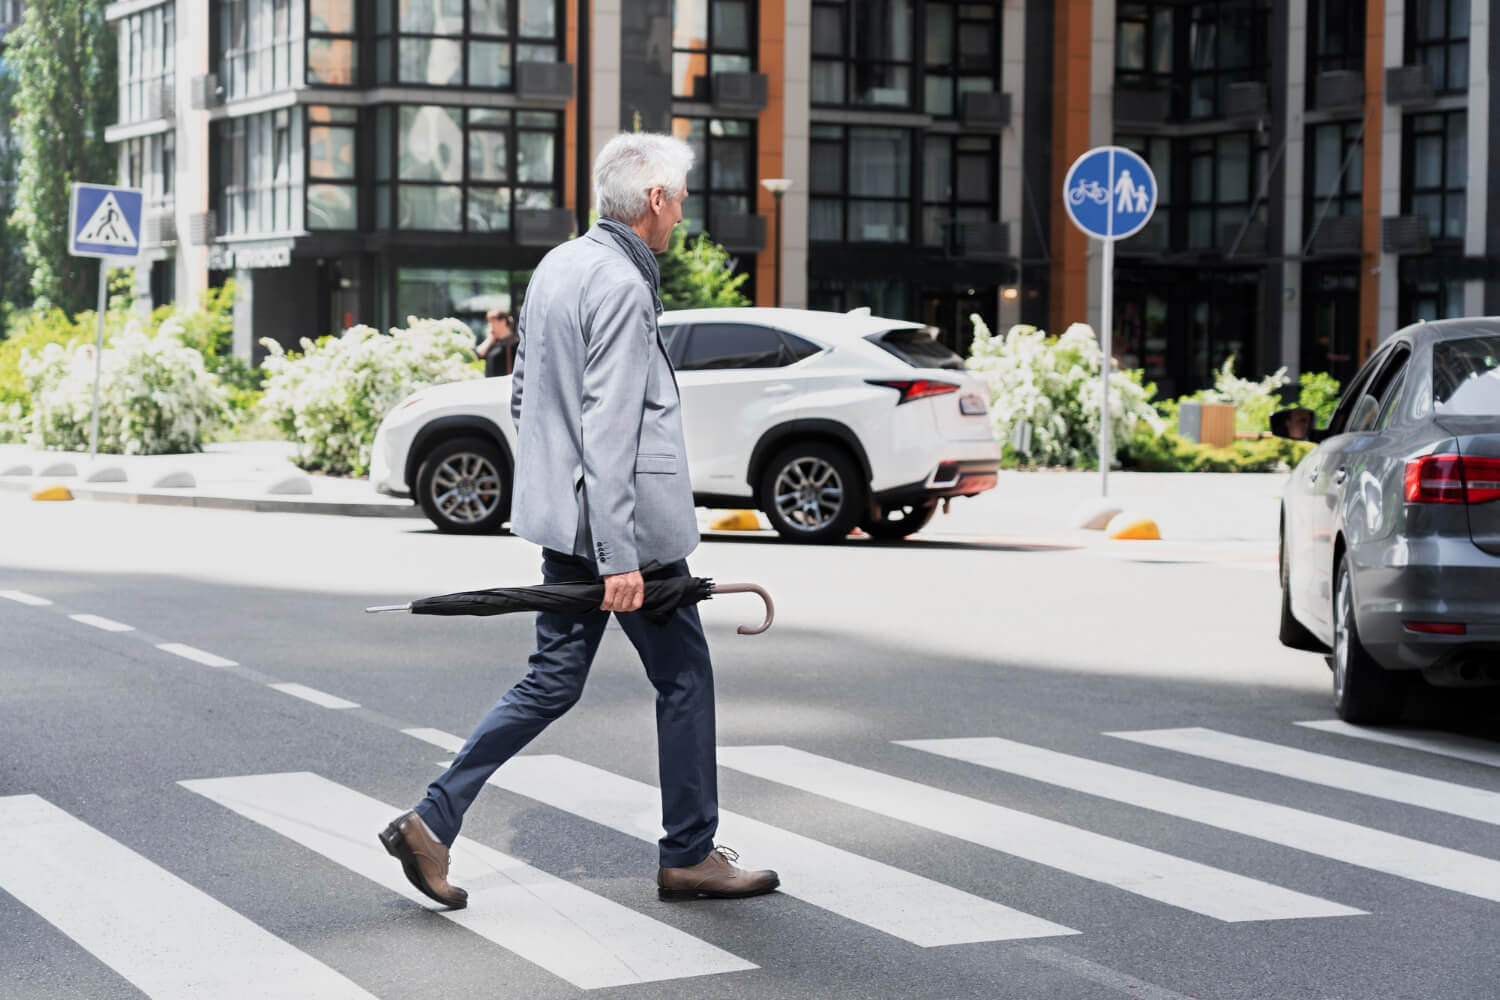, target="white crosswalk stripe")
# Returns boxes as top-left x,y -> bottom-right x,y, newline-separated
717,748 -> 1358,922
0,794 -> 379,1000
488,754 -> 1078,945
1296,719 -> 1500,770
181,771 -> 754,990
1111,727 -> 1500,826
903,736 -> 1500,905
